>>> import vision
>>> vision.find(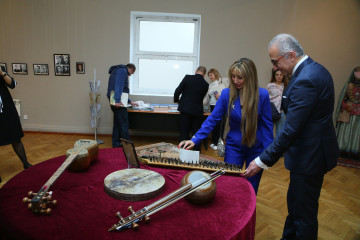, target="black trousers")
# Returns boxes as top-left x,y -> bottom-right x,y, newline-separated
110,106 -> 130,147
179,112 -> 203,151
210,105 -> 225,145
282,172 -> 324,240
